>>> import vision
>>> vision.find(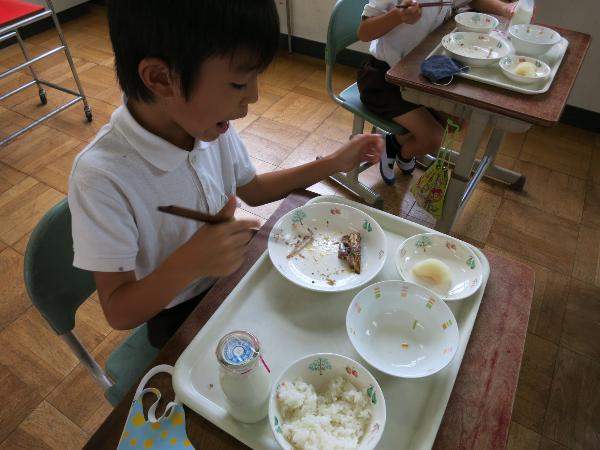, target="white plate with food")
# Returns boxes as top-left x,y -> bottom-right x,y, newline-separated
395,233 -> 483,301
268,353 -> 385,450
347,280 -> 459,378
268,202 -> 387,292
441,31 -> 511,67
